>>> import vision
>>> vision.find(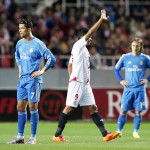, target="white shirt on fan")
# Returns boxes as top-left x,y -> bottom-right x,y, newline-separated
69,36 -> 90,84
